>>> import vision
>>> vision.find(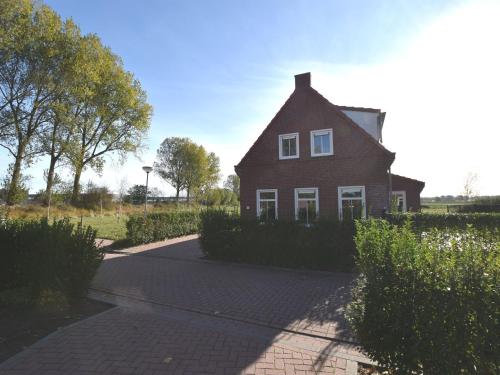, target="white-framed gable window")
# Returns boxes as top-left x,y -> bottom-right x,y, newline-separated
391,191 -> 407,213
338,186 -> 366,220
310,129 -> 333,157
279,133 -> 299,159
256,189 -> 278,221
295,188 -> 319,224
